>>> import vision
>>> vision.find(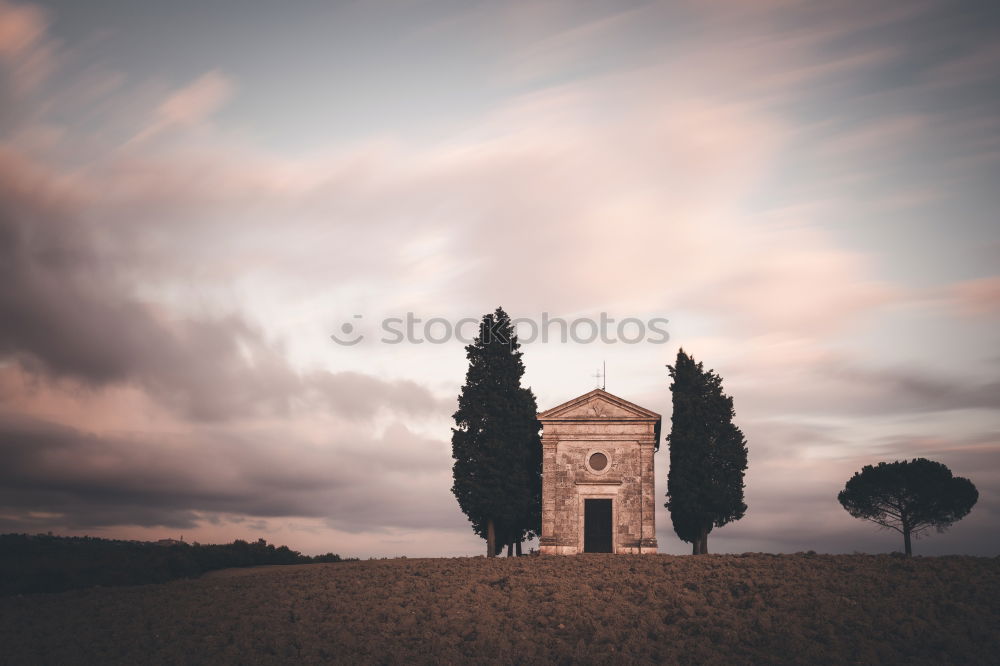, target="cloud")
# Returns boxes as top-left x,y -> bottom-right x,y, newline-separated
0,0 -> 912,338
0,149 -> 446,422
128,70 -> 234,145
63,80 -> 894,341
948,277 -> 1000,317
734,357 -> 1000,419
0,413 -> 460,534
0,0 -> 46,60
0,0 -> 55,129
156,70 -> 233,126
0,0 -> 996,557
